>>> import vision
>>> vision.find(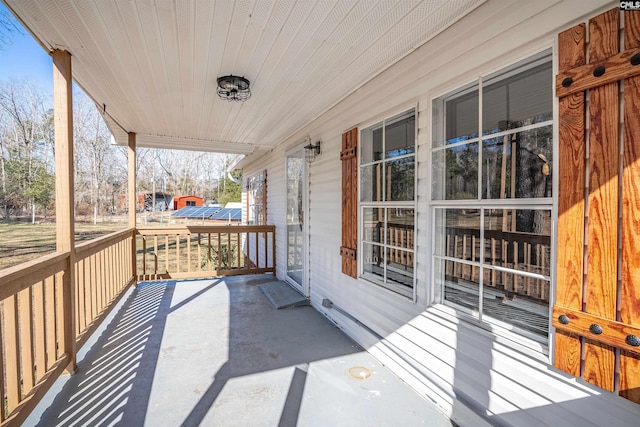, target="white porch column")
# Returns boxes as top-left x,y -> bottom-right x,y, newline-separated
52,49 -> 77,373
